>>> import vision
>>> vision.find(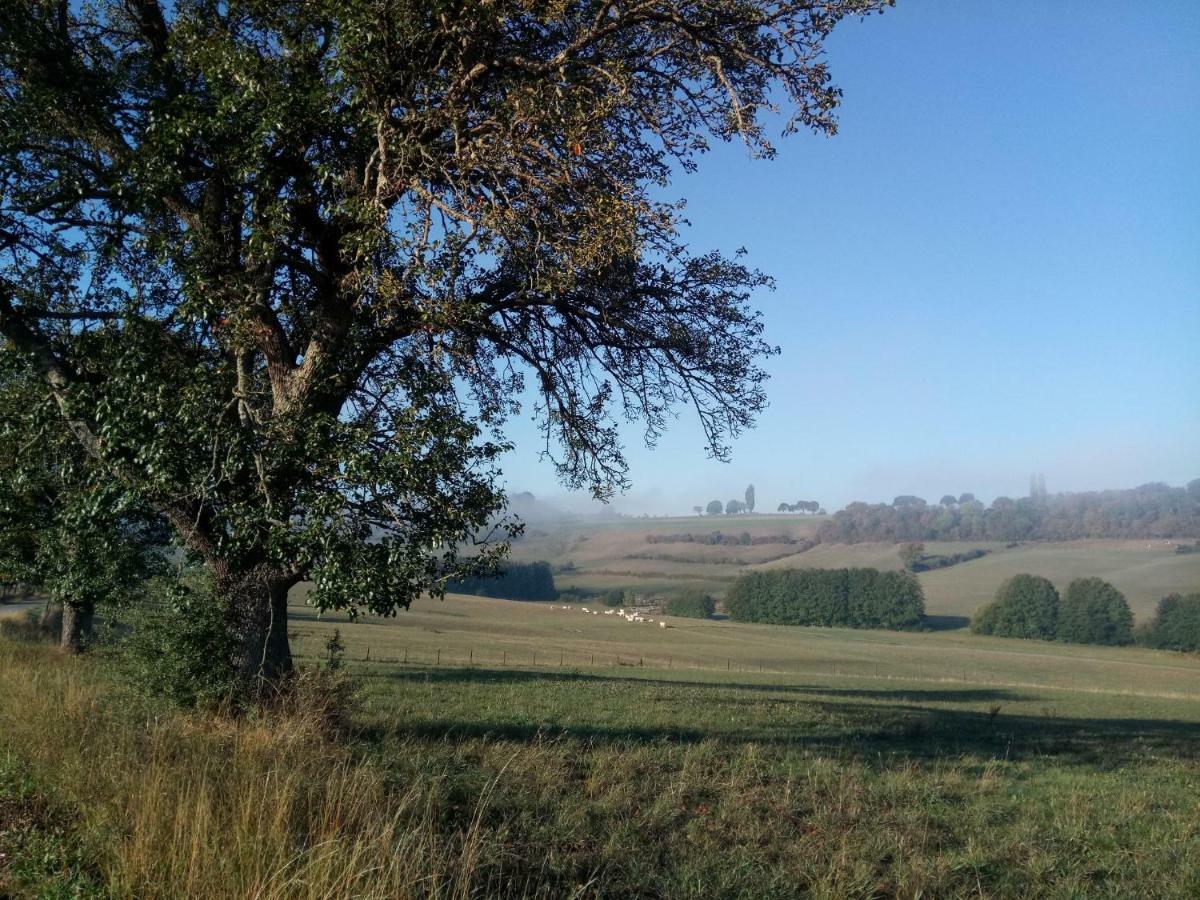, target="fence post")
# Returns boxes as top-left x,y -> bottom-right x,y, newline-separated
533,650 -> 537,667
469,648 -> 473,665
436,648 -> 440,666
559,652 -> 563,666
403,648 -> 408,664
502,650 -> 507,666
